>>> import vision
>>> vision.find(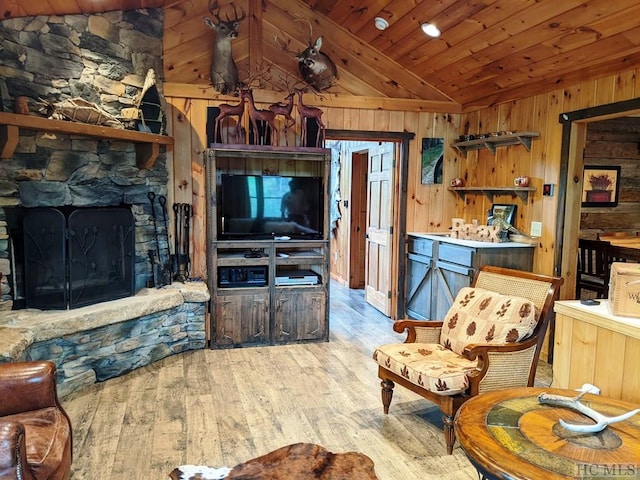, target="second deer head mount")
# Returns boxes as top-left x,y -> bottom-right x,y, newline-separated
203,0 -> 246,95
296,35 -> 337,92
276,18 -> 338,93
